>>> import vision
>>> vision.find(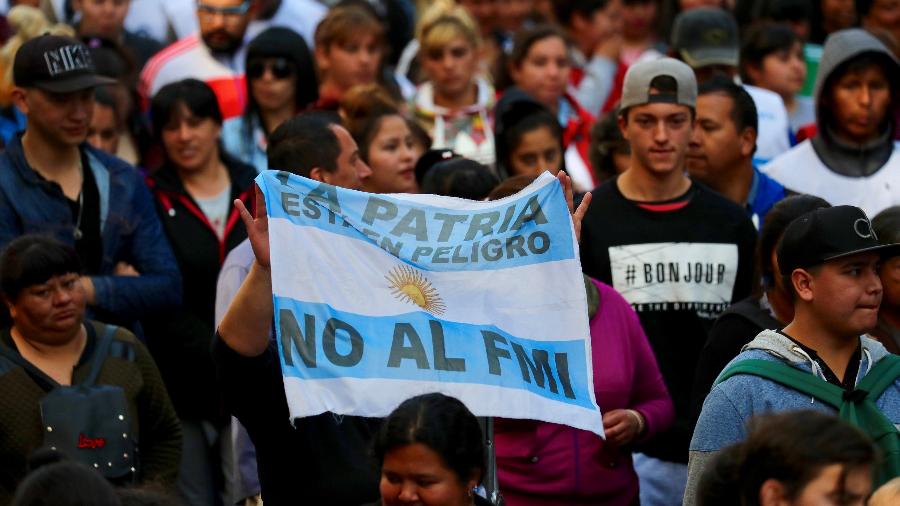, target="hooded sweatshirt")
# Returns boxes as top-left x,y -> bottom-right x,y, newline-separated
684,330 -> 900,505
762,29 -> 900,216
